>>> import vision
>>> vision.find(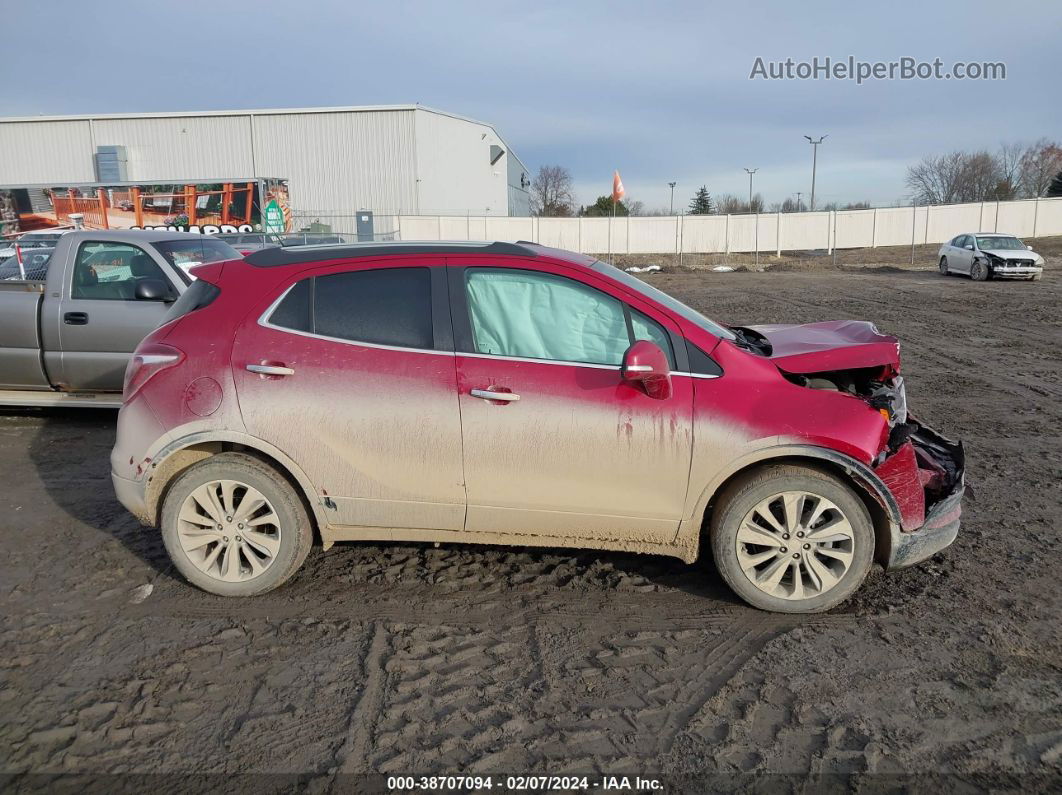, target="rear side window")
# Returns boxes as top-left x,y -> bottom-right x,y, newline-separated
315,268 -> 432,348
159,279 -> 220,327
267,268 -> 434,349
